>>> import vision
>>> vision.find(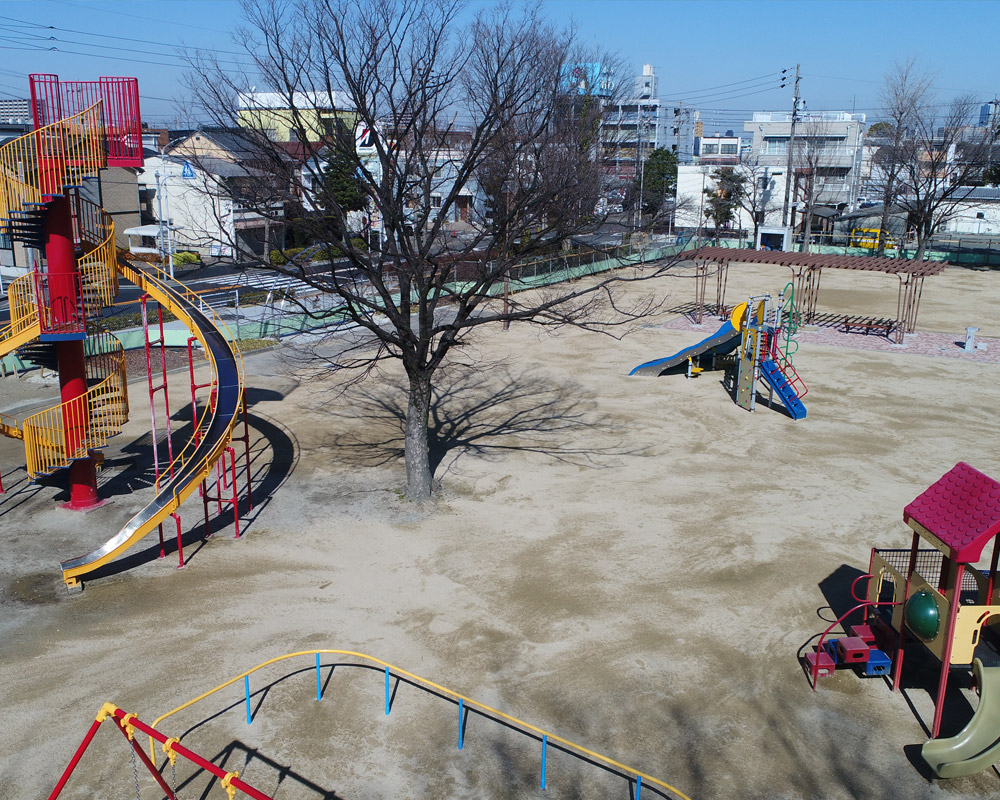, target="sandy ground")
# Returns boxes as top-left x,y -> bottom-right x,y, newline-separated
2,261 -> 1000,800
